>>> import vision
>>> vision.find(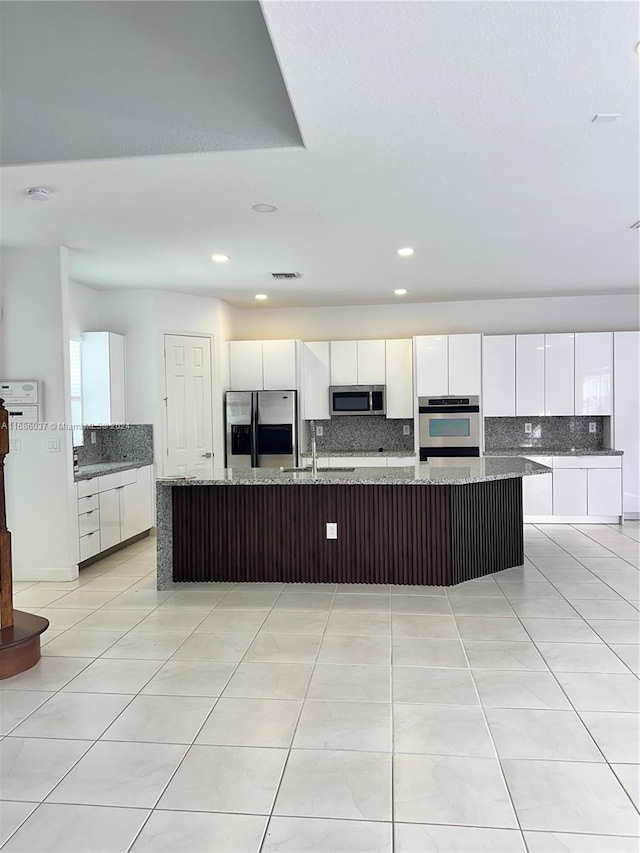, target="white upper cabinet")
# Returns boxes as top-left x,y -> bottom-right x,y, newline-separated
330,341 -> 358,385
414,336 -> 448,397
262,340 -> 298,390
614,331 -> 640,516
329,340 -> 385,385
545,333 -> 575,415
415,334 -> 481,397
229,340 -> 264,390
229,340 -> 298,391
81,332 -> 126,425
482,335 -> 516,416
574,332 -> 613,415
302,342 -> 331,420
356,340 -> 386,385
448,334 -> 482,396
385,339 -> 413,419
516,334 -> 545,416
